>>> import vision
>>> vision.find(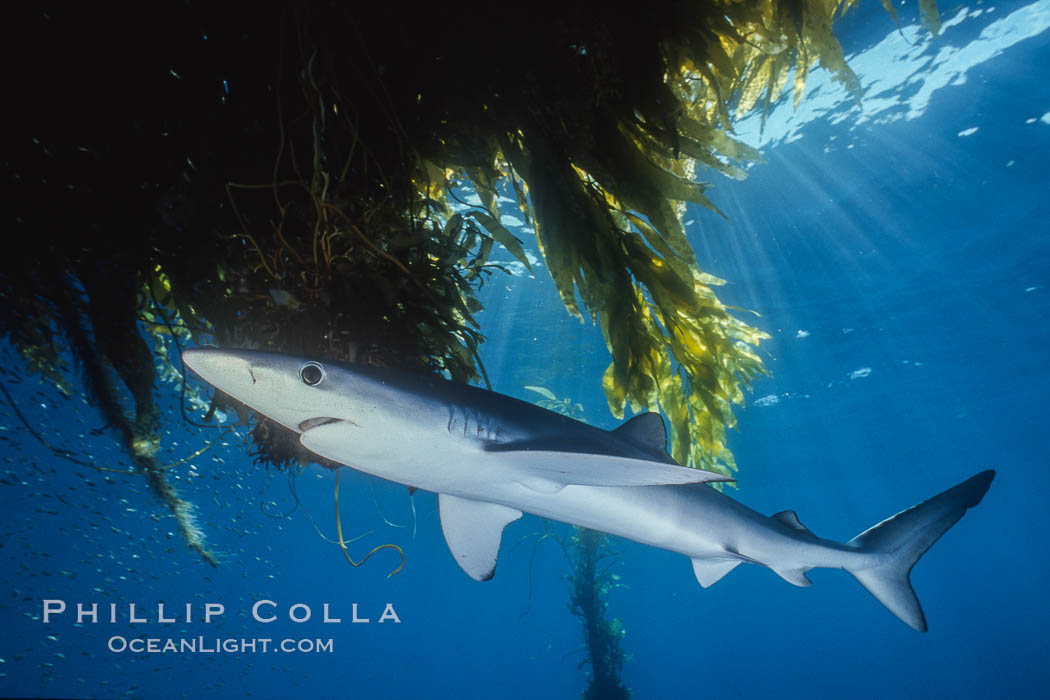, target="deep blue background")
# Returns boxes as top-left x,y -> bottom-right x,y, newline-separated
2,3 -> 1048,698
